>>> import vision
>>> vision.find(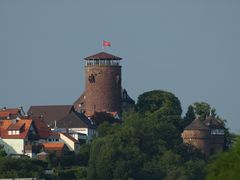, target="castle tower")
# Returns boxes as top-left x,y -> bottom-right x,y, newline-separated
84,52 -> 122,116
182,117 -> 210,155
